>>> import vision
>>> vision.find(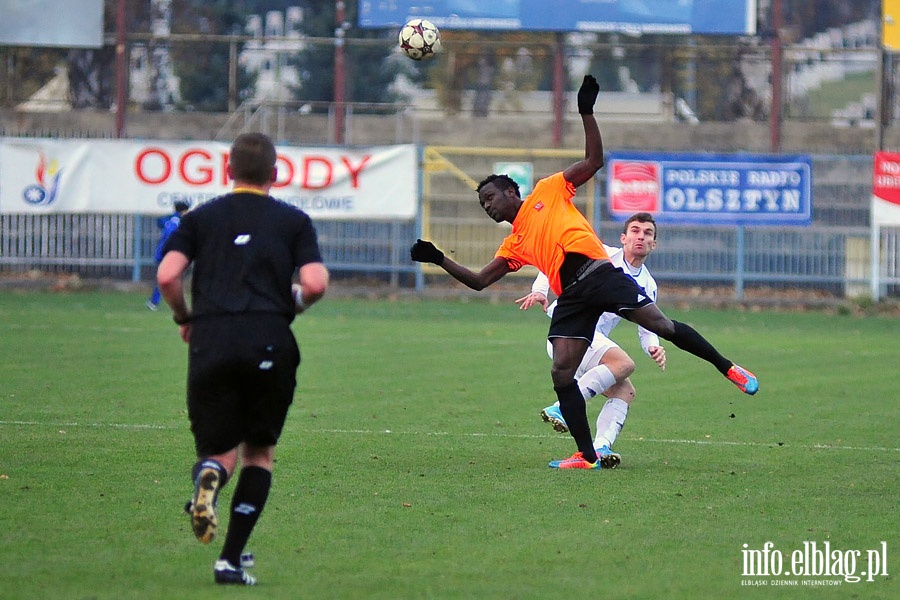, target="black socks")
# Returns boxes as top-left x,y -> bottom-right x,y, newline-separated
669,320 -> 733,375
220,466 -> 272,567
